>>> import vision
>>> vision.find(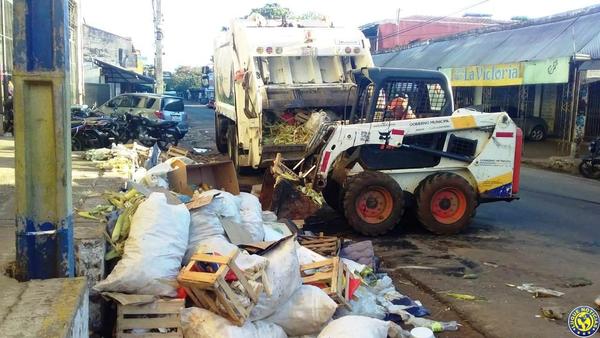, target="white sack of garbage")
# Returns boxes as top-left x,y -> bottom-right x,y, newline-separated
265,285 -> 337,336
181,307 -> 287,338
94,192 -> 190,296
249,236 -> 302,320
318,315 -> 397,338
